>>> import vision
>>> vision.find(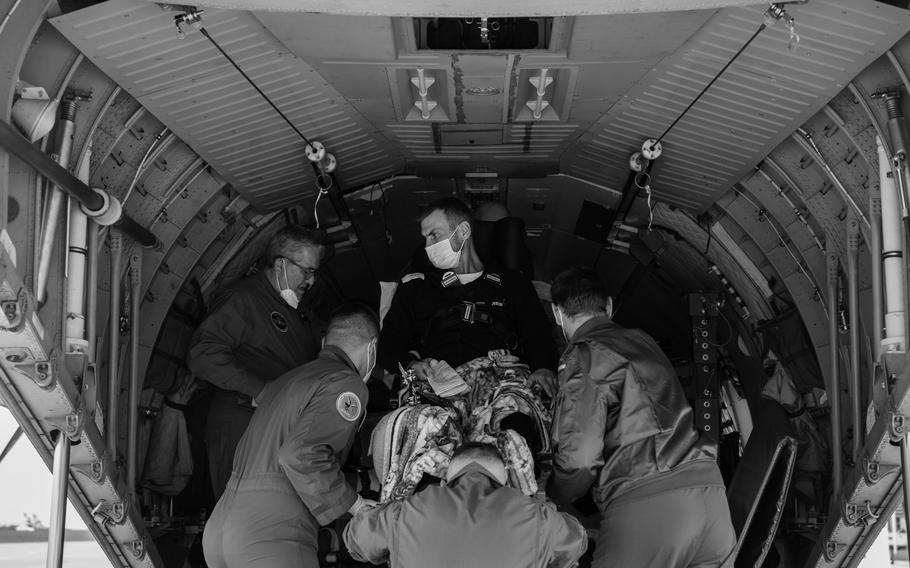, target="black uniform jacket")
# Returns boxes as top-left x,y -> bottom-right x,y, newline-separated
187,270 -> 321,400
379,266 -> 557,373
